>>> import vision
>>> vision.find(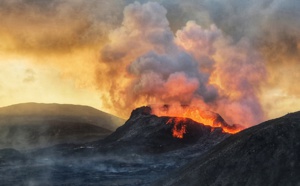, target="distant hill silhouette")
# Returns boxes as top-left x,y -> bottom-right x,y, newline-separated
0,103 -> 125,150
